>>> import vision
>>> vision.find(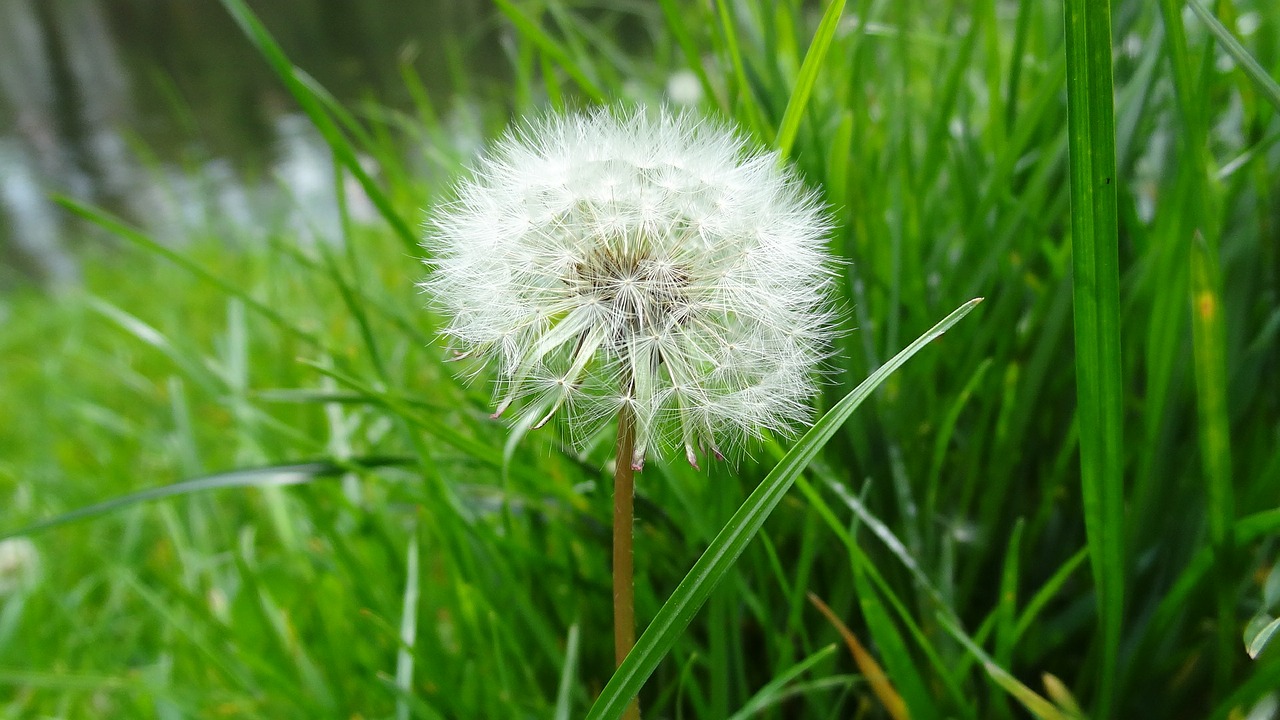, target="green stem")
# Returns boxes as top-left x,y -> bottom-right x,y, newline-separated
613,405 -> 640,720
